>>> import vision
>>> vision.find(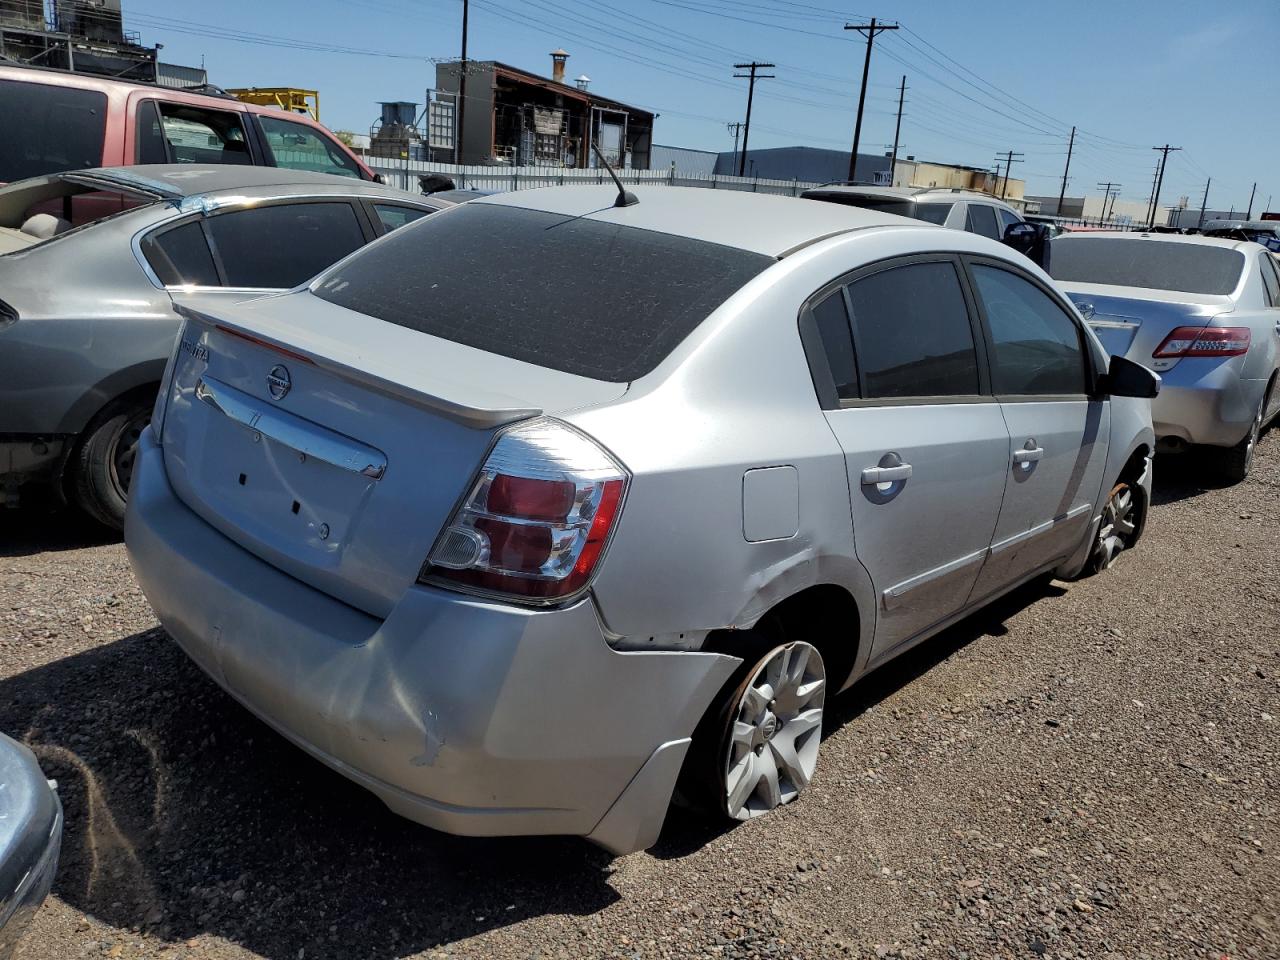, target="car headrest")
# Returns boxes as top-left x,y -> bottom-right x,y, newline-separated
20,213 -> 72,240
